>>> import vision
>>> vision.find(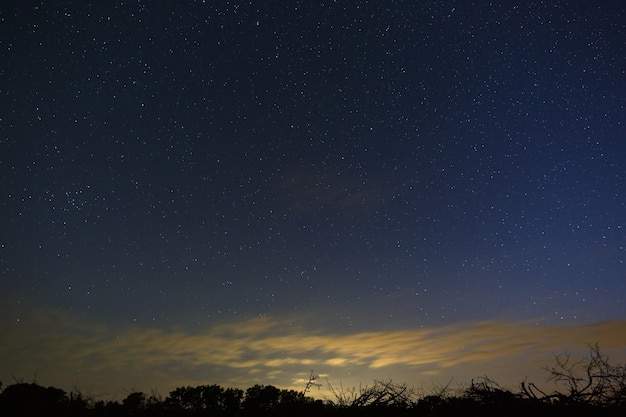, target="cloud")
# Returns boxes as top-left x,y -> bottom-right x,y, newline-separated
272,165 -> 376,215
1,309 -> 625,399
